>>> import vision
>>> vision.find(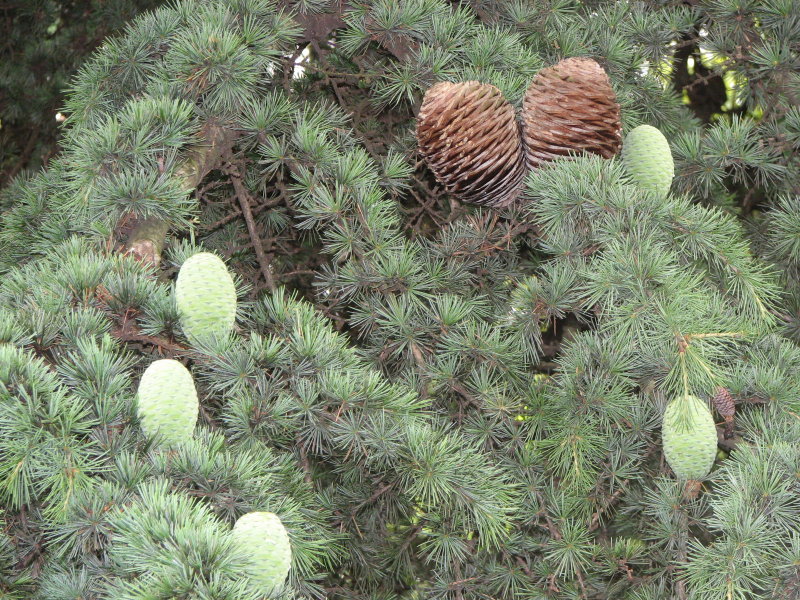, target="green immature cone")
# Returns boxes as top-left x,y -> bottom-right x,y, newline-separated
232,511 -> 292,595
175,252 -> 237,344
136,359 -> 198,447
662,394 -> 718,481
621,124 -> 674,198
